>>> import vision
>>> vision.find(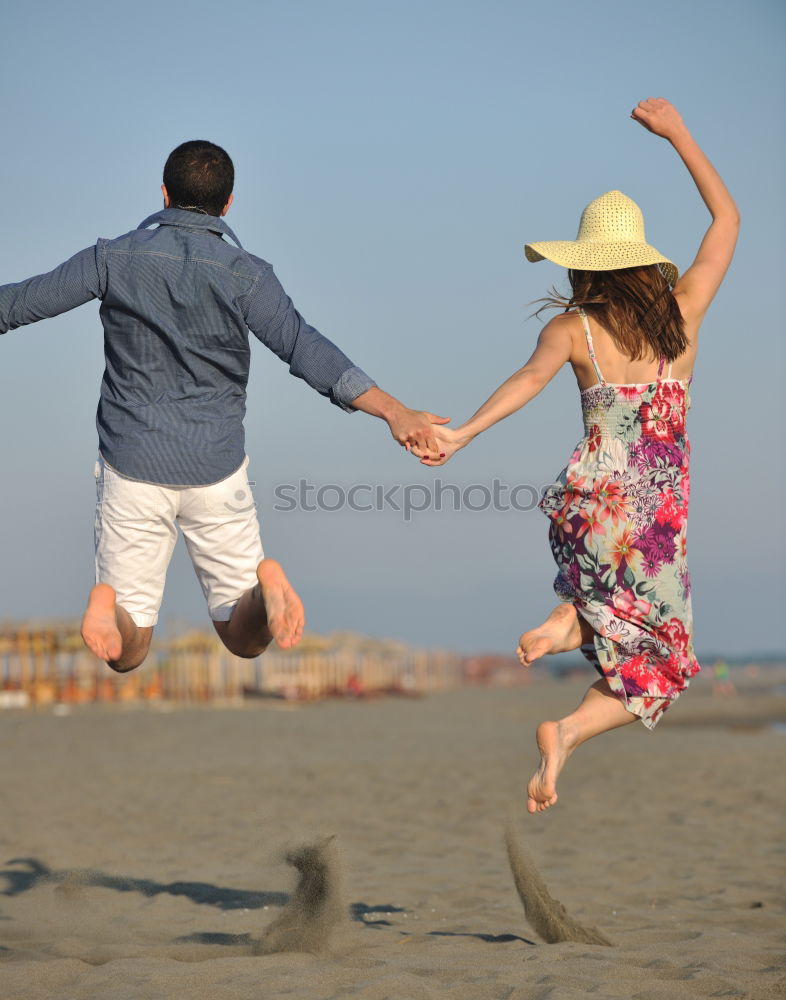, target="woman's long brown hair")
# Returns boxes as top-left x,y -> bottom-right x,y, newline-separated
536,265 -> 687,363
